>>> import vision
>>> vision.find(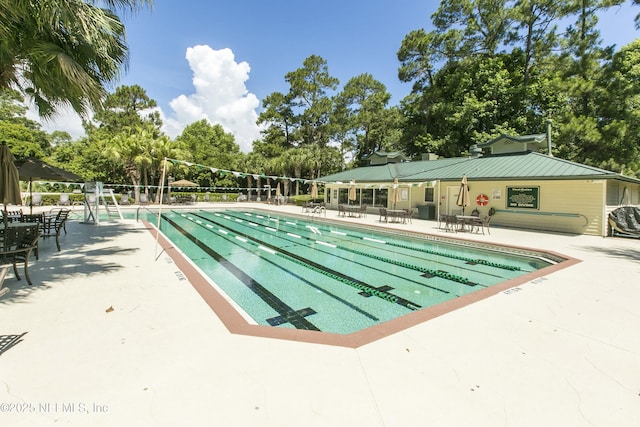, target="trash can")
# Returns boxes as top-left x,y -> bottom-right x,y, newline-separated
417,204 -> 436,220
